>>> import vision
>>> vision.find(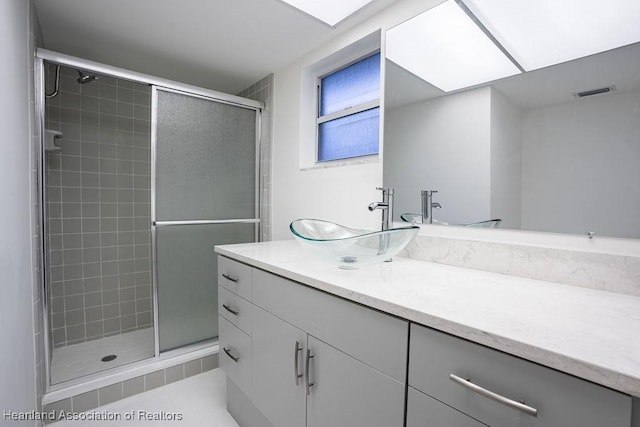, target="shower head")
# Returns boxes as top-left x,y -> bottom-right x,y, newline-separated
77,71 -> 98,84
